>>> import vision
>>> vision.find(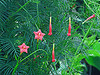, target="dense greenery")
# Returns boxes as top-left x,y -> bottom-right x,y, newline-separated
0,0 -> 100,75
